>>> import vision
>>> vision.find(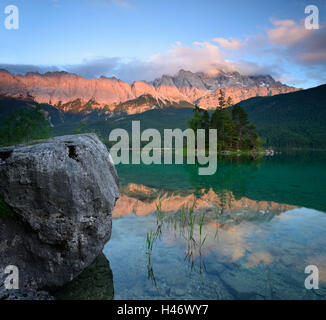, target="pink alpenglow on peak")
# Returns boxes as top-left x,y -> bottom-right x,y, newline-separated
0,69 -> 300,114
